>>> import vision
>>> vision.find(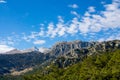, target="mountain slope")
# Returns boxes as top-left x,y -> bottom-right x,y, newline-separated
22,49 -> 120,80
0,51 -> 53,75
0,40 -> 120,77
